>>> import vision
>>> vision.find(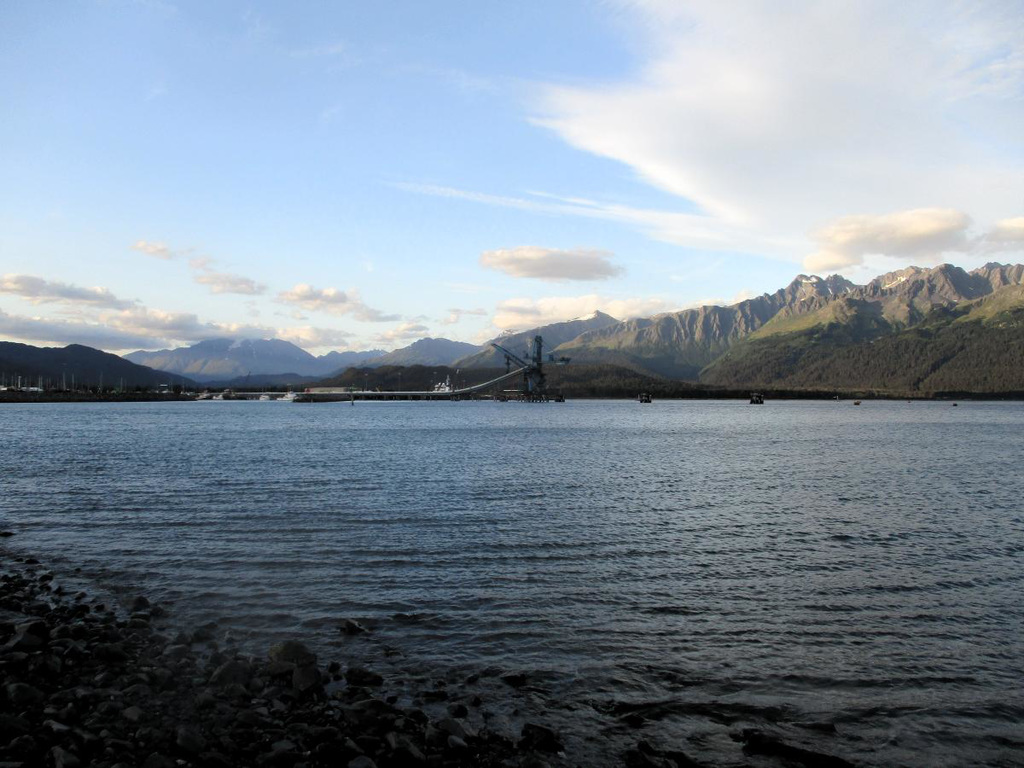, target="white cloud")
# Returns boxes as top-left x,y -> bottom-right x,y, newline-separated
804,208 -> 972,271
374,322 -> 429,343
185,256 -> 266,295
131,240 -> 179,260
1,274 -> 137,309
492,294 -> 672,330
528,1 -> 1024,257
0,307 -> 166,350
98,306 -> 270,341
277,284 -> 400,322
439,307 -> 487,325
193,270 -> 266,295
982,216 -> 1024,249
480,246 -> 623,281
275,326 -> 354,349
397,182 -> 766,255
680,289 -> 757,309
